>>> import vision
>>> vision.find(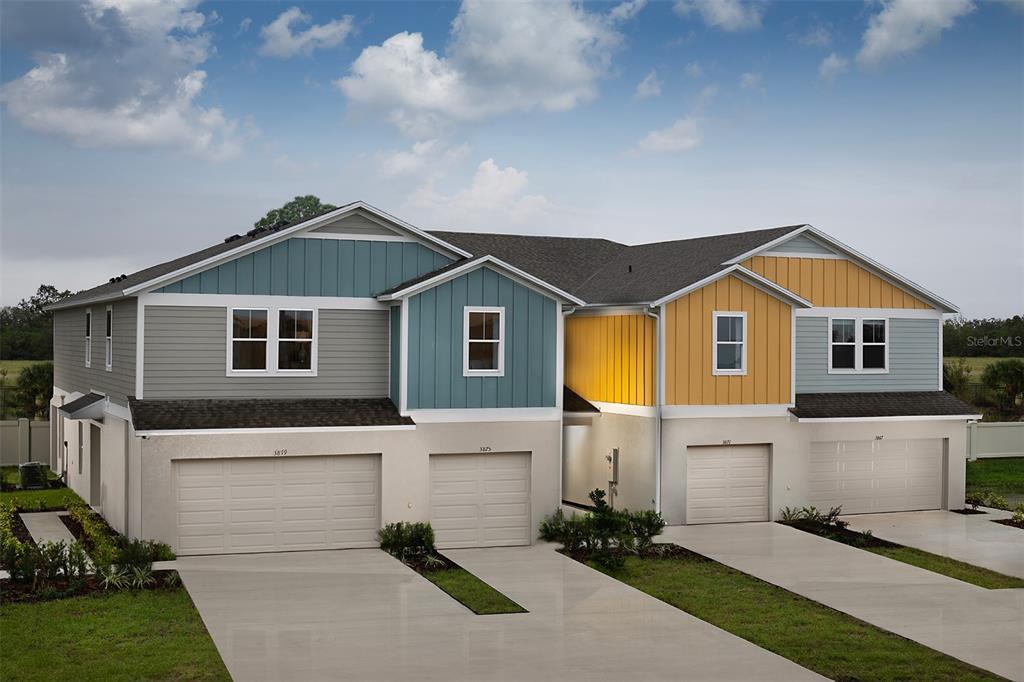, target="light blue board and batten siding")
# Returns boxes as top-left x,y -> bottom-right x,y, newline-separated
406,267 -> 558,409
154,238 -> 451,297
763,233 -> 837,256
795,317 -> 940,392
